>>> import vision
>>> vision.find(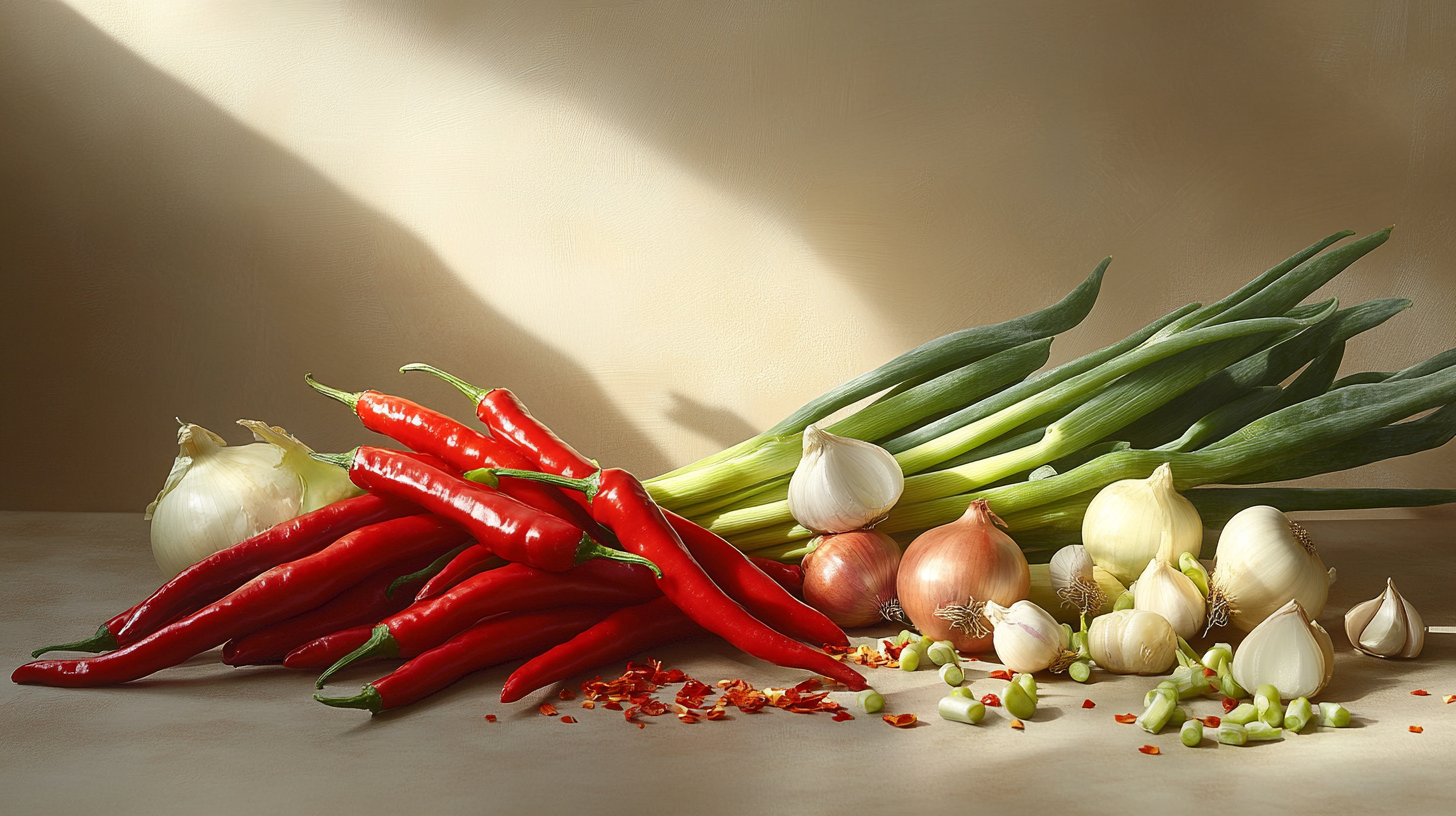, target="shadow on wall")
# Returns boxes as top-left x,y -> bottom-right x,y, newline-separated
0,1 -> 673,512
